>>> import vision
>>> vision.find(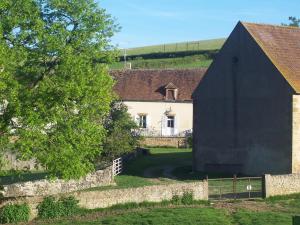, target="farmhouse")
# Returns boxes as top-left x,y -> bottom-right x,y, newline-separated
192,22 -> 300,175
112,69 -> 206,137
